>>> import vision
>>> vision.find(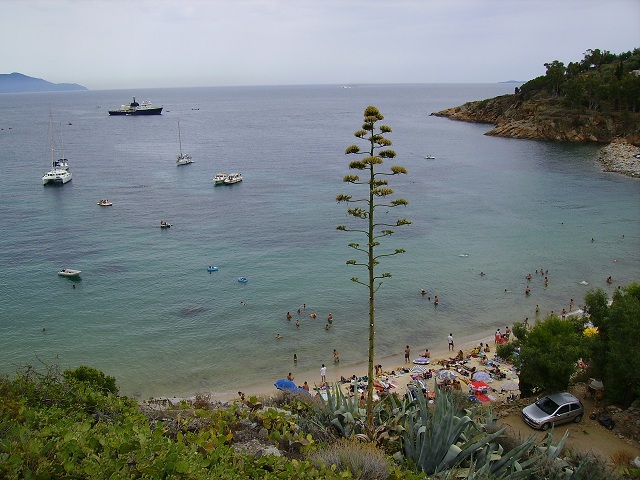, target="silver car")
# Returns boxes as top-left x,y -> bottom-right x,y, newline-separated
521,392 -> 584,430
